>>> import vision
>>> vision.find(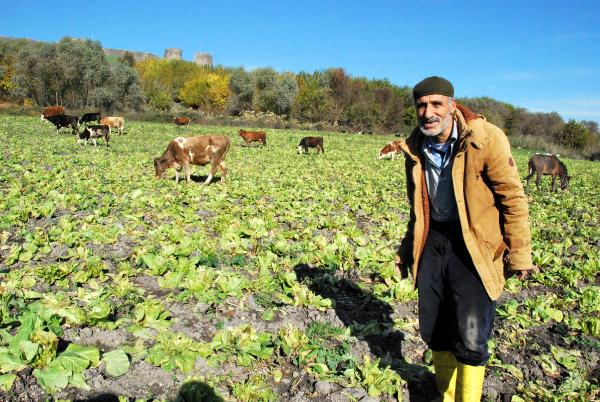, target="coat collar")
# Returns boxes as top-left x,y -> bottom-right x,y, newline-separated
400,103 -> 489,160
